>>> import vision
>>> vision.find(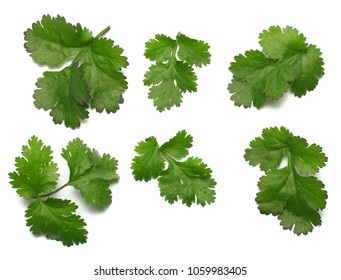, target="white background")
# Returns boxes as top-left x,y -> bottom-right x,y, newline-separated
0,0 -> 339,279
